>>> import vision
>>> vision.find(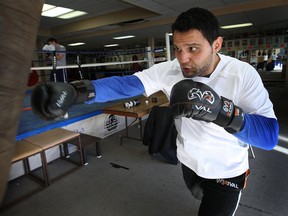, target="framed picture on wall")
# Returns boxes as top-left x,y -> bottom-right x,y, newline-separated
250,38 -> 256,45
242,40 -> 247,46
234,40 -> 240,47
242,33 -> 249,38
228,41 -> 233,47
258,38 -> 264,45
266,37 -> 272,44
274,37 -> 281,43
